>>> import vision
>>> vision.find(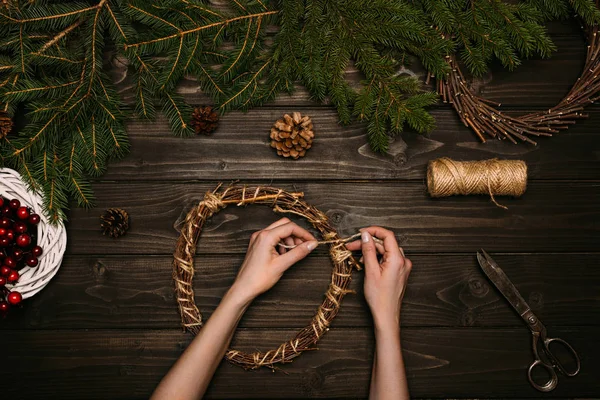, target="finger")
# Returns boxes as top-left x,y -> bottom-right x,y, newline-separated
360,226 -> 401,260
361,231 -> 381,280
345,240 -> 361,251
265,217 -> 291,230
267,222 -> 316,245
398,246 -> 405,258
274,240 -> 318,271
249,230 -> 260,246
250,218 -> 291,247
375,242 -> 385,255
277,236 -> 295,255
360,231 -> 380,269
293,237 -> 304,246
